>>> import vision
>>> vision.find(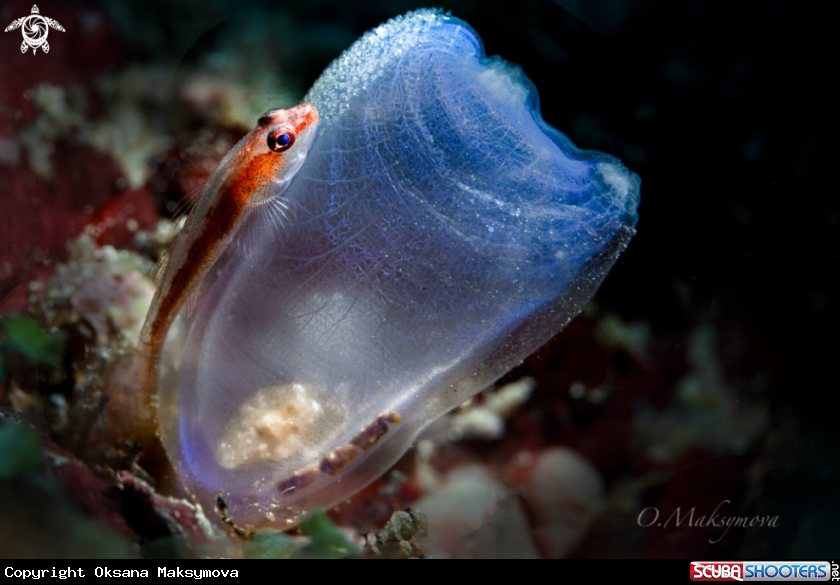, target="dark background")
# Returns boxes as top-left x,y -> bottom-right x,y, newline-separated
1,0 -> 836,558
